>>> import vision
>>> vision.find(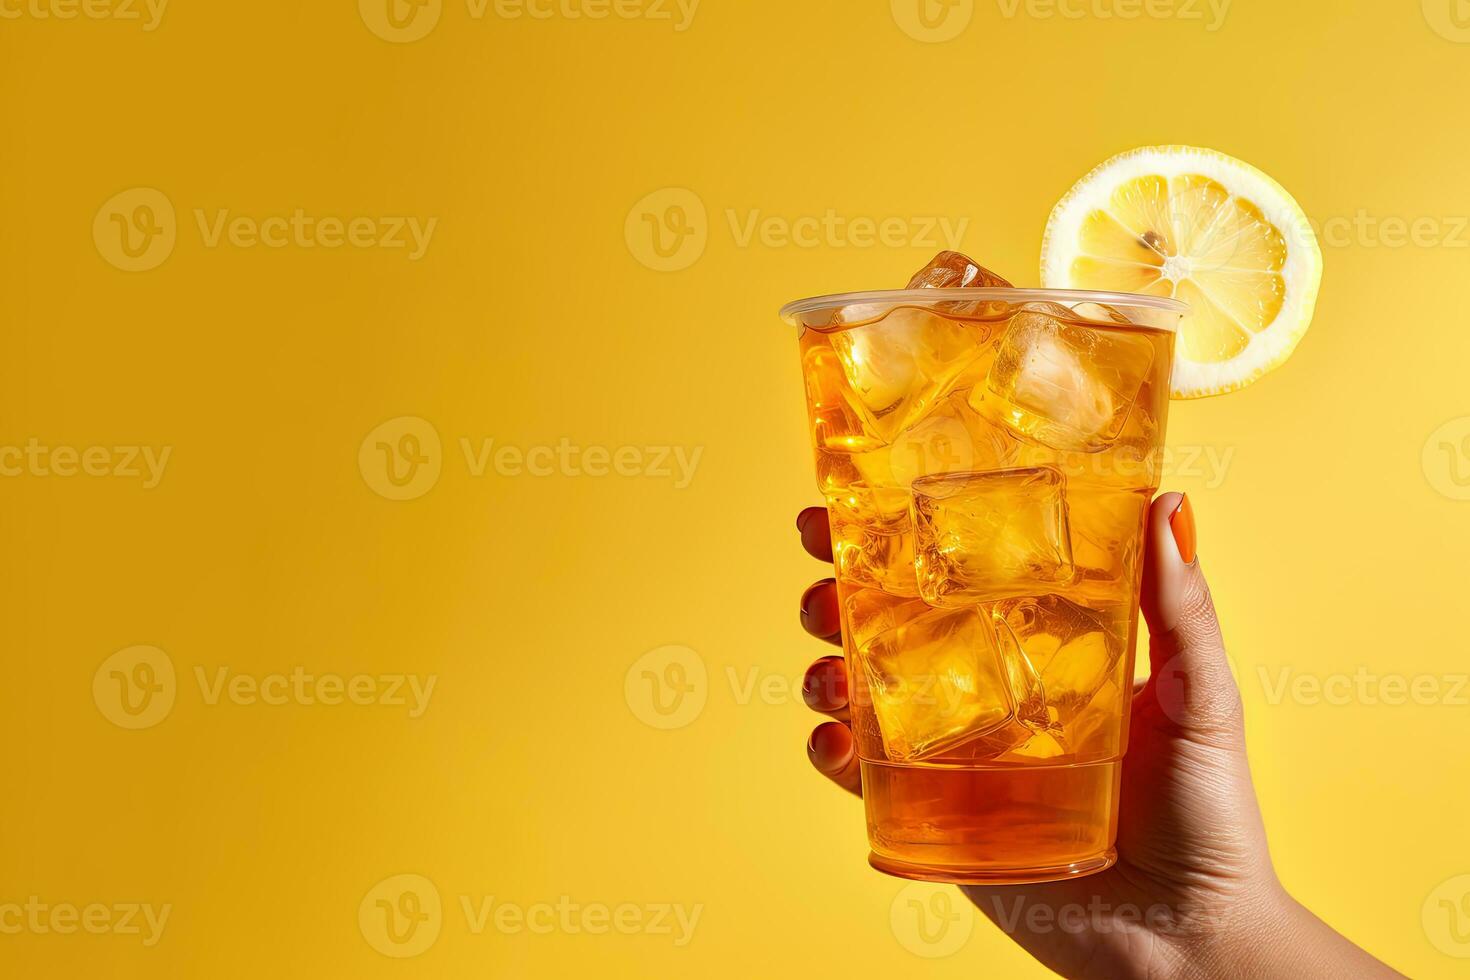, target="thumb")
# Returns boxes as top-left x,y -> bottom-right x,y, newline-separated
1139,492 -> 1243,740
